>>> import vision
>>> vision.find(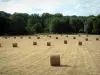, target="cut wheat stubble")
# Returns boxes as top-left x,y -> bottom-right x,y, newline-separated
50,55 -> 60,66
78,35 -> 81,37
